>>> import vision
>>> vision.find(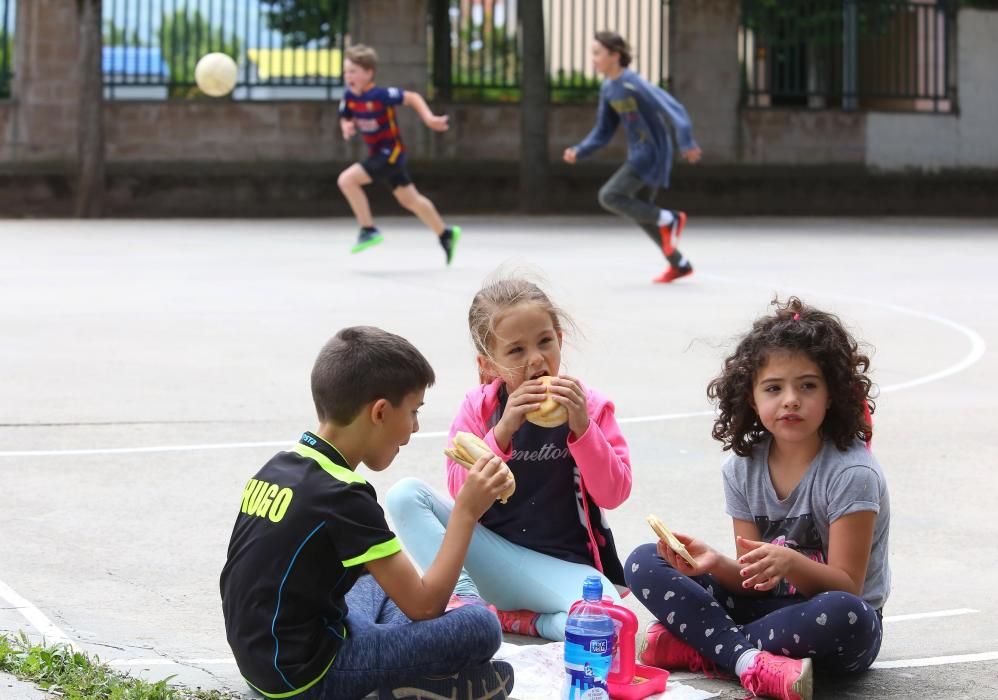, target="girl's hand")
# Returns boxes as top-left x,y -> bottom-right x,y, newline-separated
563,147 -> 577,164
340,120 -> 356,140
657,532 -> 719,577
736,535 -> 796,591
493,379 -> 547,450
550,375 -> 589,438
